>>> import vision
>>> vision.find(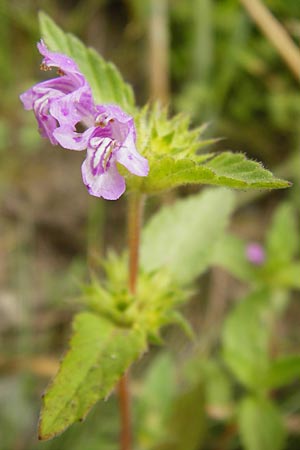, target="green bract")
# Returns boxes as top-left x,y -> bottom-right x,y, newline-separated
127,104 -> 290,193
39,254 -> 188,440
